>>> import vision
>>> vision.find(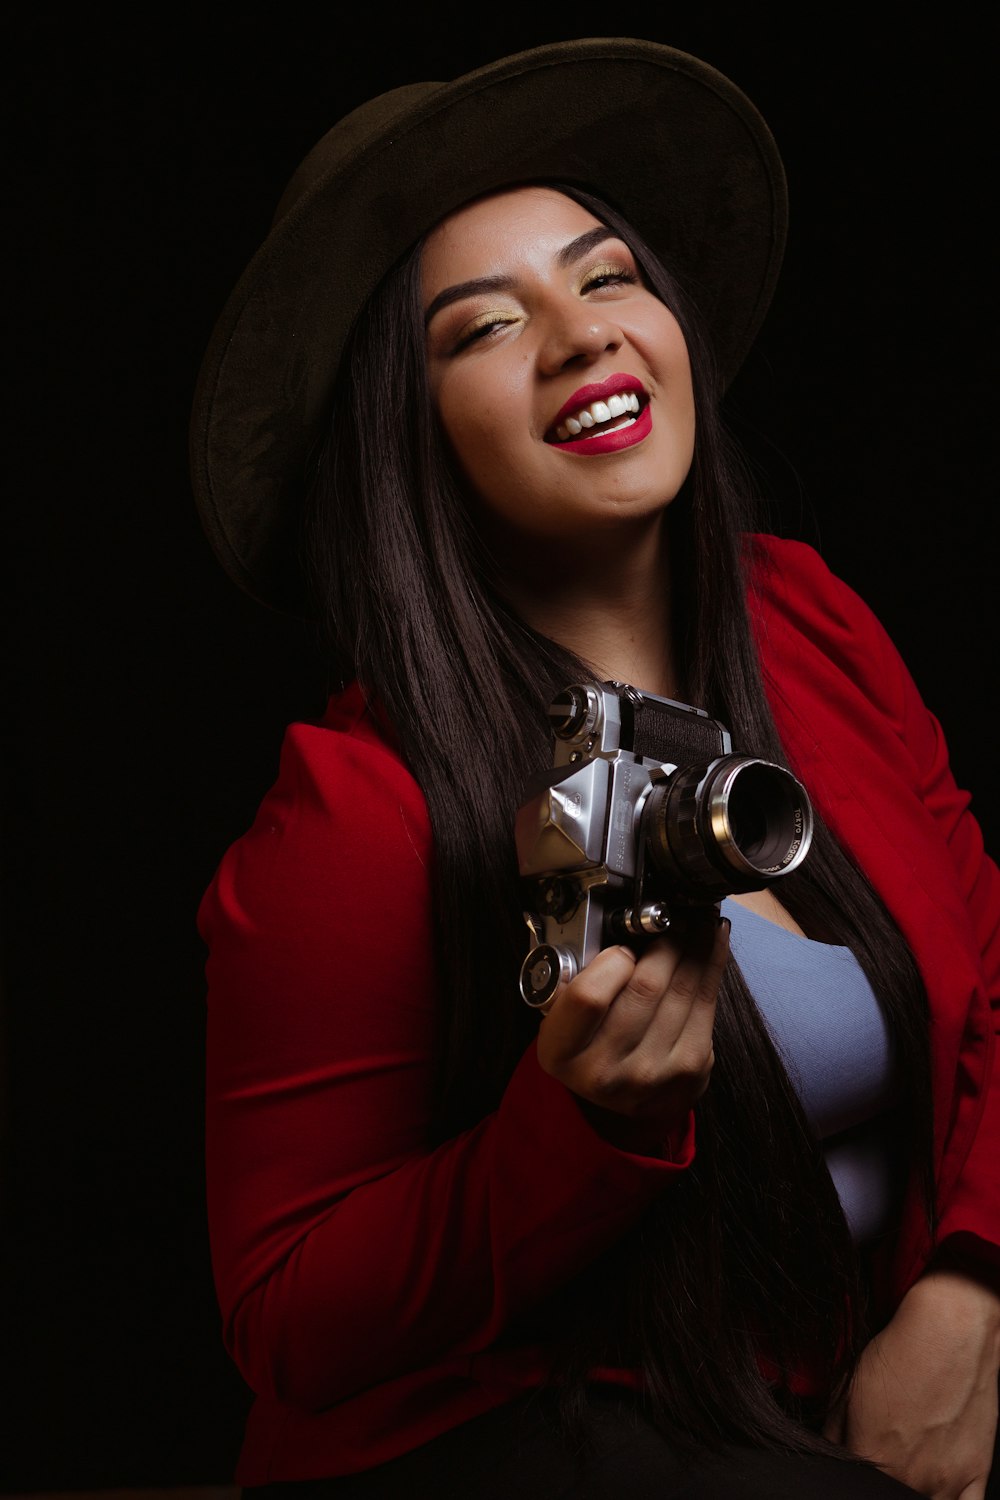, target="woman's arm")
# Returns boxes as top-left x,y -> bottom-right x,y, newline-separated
751,536 -> 1000,1268
896,652 -> 1000,1271
200,720 -> 694,1413
834,643 -> 1000,1497
825,1267 -> 1000,1499
756,539 -> 1000,1494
